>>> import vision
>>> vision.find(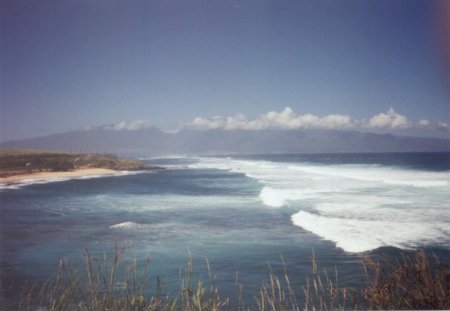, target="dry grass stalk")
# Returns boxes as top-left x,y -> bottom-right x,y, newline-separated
362,249 -> 450,309
3,248 -> 449,310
